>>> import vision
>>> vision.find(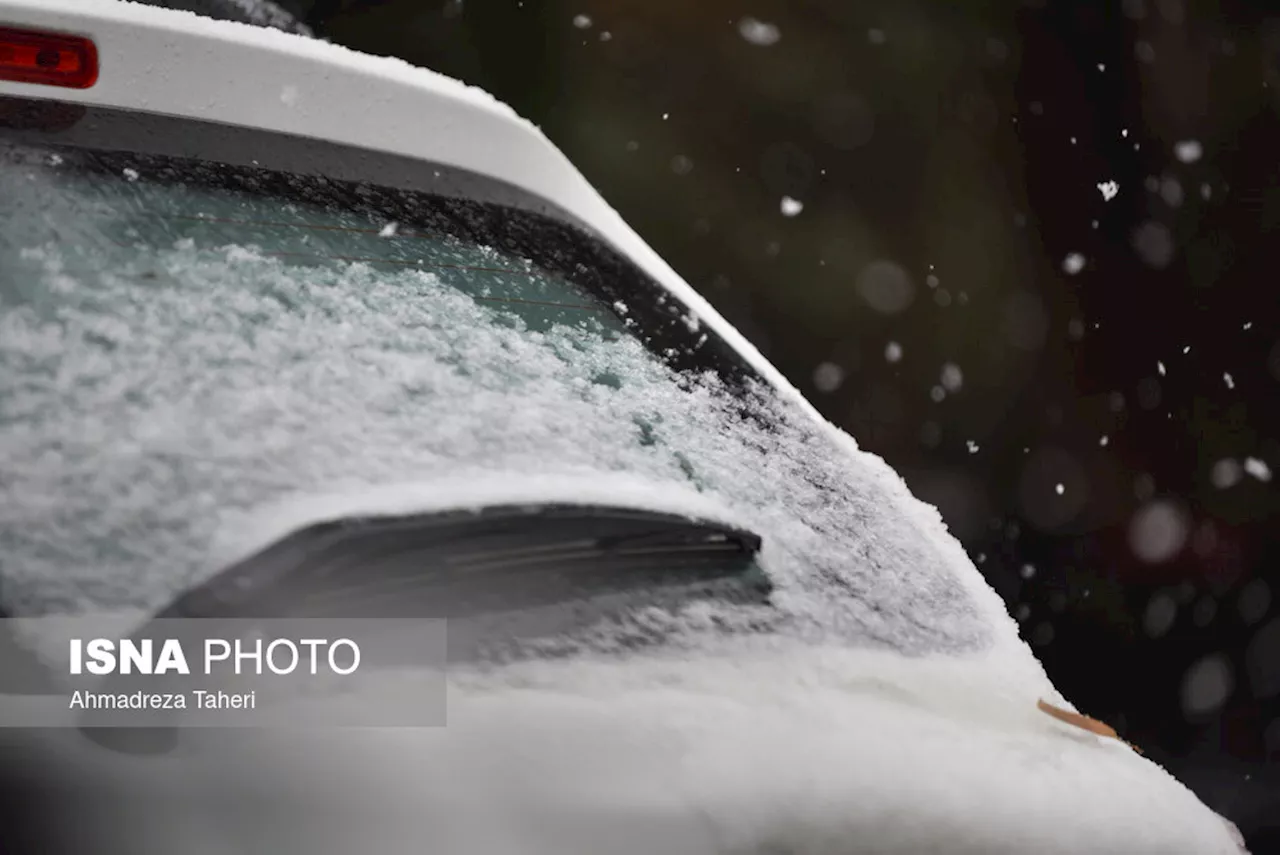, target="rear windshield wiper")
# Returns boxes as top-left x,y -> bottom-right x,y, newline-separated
80,504 -> 767,755
160,503 -> 767,622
